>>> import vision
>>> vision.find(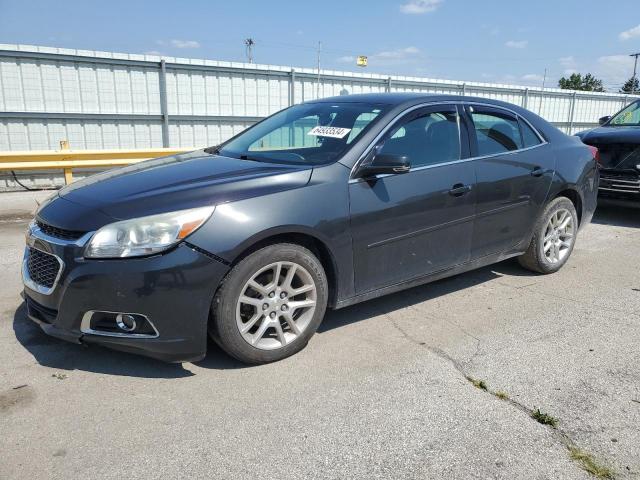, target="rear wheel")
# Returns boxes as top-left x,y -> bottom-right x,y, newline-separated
210,243 -> 328,364
518,196 -> 578,274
